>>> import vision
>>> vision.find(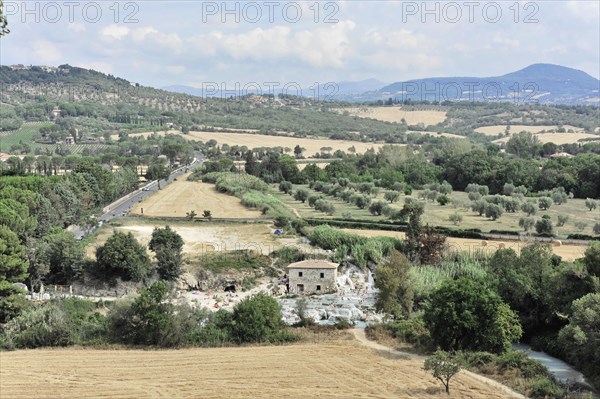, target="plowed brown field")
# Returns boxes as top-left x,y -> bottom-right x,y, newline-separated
0,339 -> 520,399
